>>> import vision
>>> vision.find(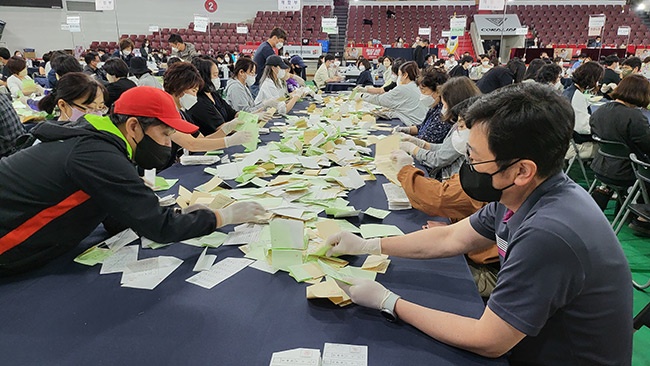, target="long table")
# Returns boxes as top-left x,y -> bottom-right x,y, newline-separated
0,105 -> 507,365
